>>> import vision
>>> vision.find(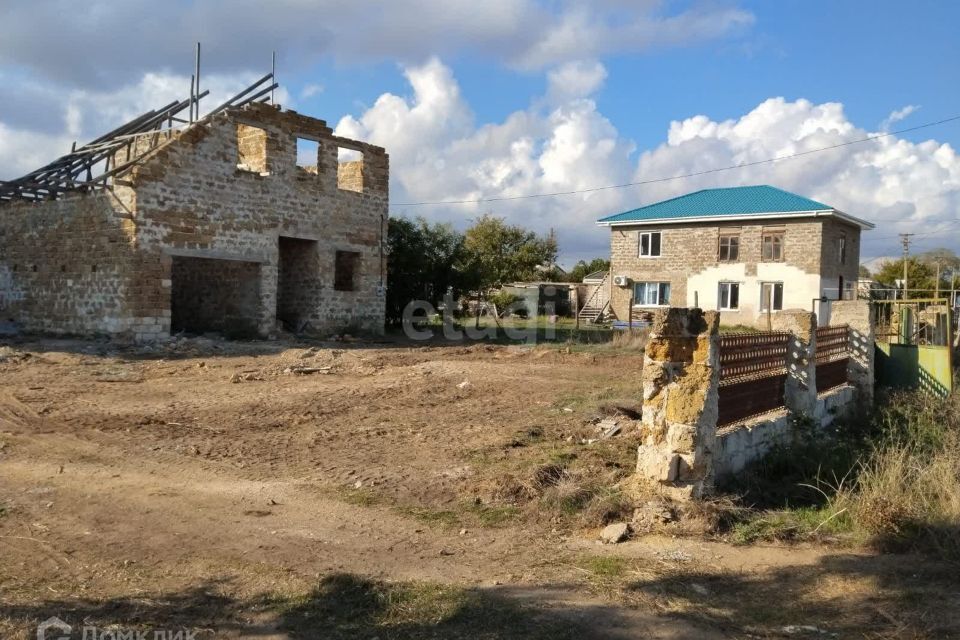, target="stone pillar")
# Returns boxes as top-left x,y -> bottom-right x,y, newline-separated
258,261 -> 278,337
635,307 -> 720,499
831,300 -> 875,406
771,310 -> 818,416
